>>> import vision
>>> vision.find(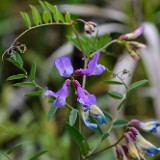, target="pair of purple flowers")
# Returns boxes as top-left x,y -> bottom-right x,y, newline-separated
44,52 -> 105,109
44,52 -> 107,129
